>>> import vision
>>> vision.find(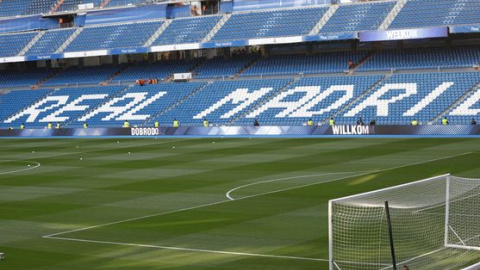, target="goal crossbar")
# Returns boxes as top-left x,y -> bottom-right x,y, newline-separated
329,173 -> 480,270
